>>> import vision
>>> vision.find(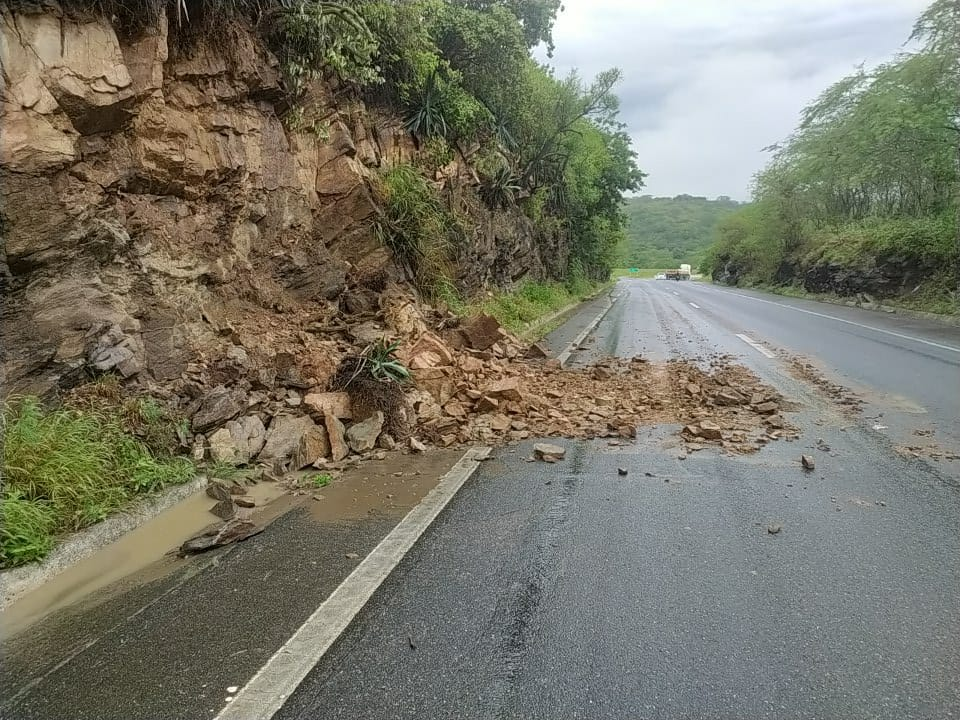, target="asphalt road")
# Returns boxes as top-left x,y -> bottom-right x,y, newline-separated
4,281 -> 959,719
277,280 -> 960,720
610,281 -> 960,457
